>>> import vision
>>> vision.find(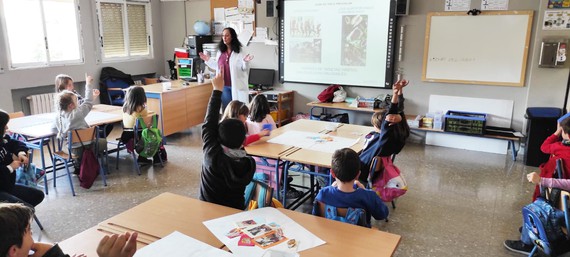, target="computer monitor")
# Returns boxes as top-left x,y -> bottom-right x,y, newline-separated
177,58 -> 194,81
248,68 -> 275,90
